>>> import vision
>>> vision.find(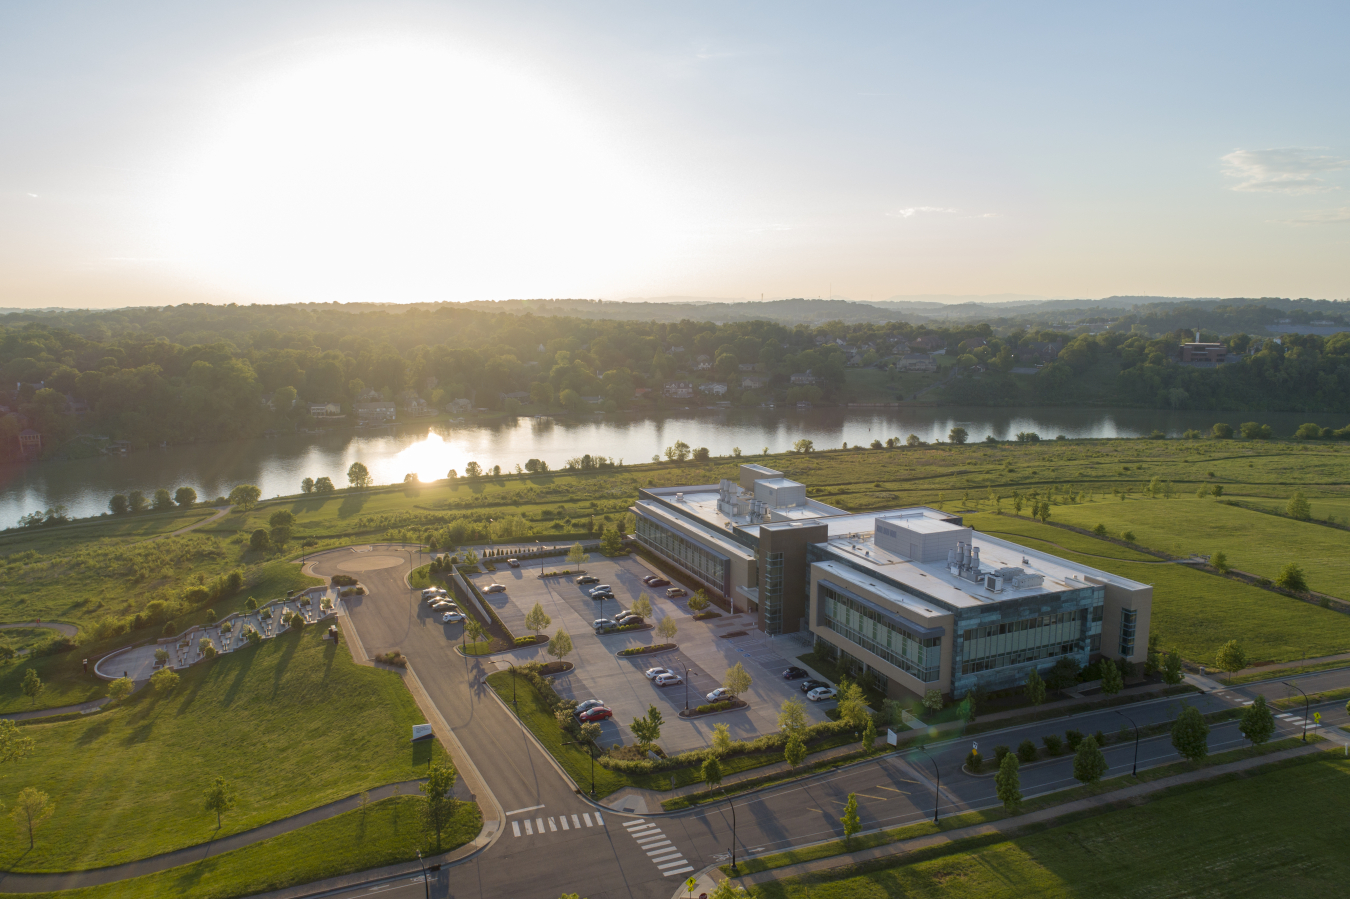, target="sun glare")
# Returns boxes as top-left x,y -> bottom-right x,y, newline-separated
158,38 -> 674,301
